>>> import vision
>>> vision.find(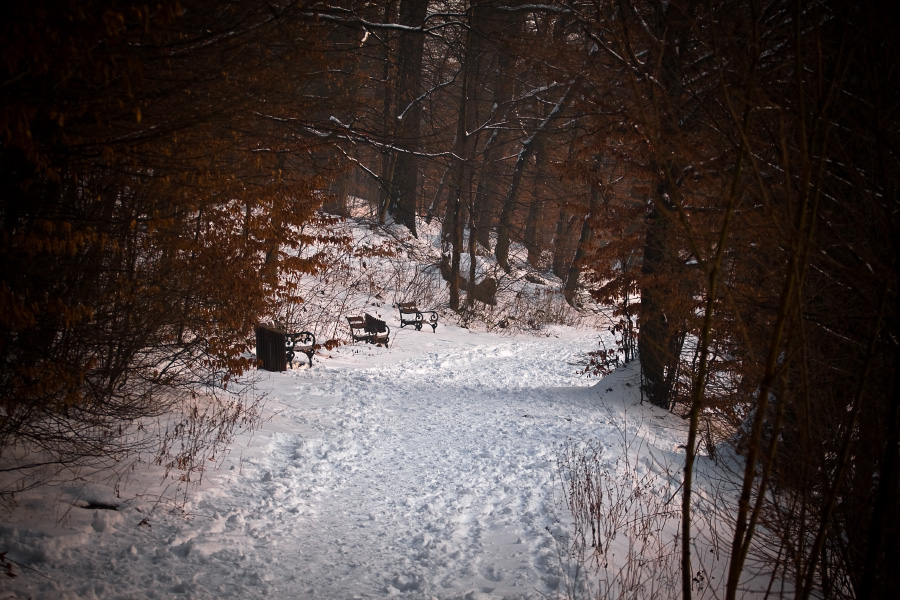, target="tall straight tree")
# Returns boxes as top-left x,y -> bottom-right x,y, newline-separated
470,1 -> 526,249
634,1 -> 696,412
445,1 -> 486,310
386,0 -> 429,235
377,0 -> 399,220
